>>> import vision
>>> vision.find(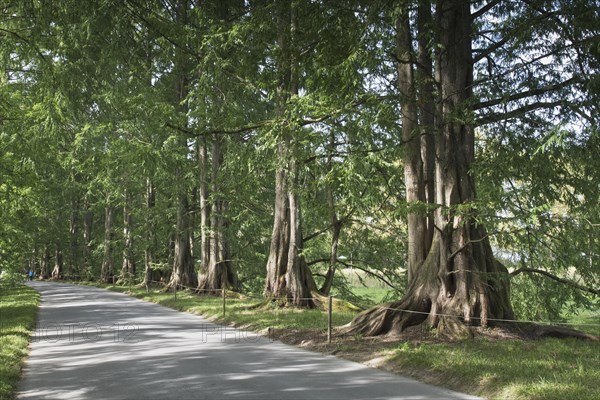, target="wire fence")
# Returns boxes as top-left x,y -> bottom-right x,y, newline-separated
47,274 -> 600,342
